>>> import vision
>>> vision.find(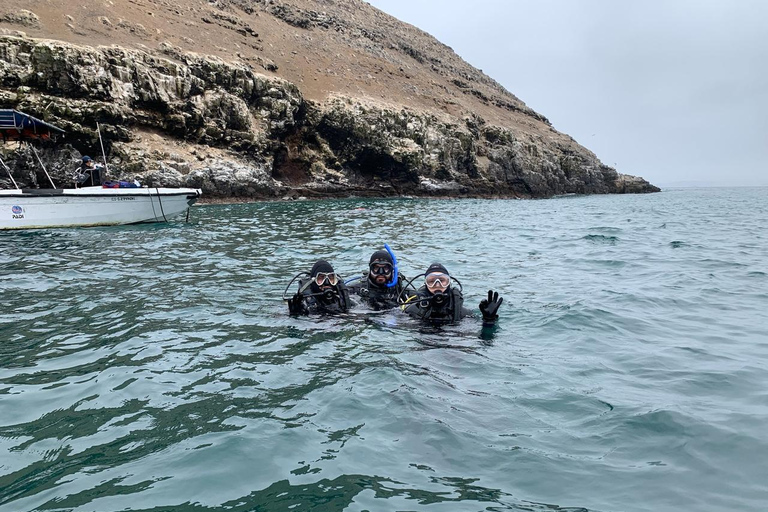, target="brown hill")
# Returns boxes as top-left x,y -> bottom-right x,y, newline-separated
0,0 -> 659,198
